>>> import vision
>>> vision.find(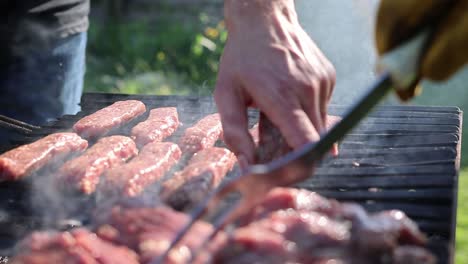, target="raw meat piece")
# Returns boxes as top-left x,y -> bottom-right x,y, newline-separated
178,113 -> 222,155
160,147 -> 236,210
73,100 -> 146,139
57,136 -> 138,194
100,142 -> 182,197
0,133 -> 88,181
95,205 -> 224,264
214,210 -> 351,264
10,228 -> 139,264
131,107 -> 180,147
